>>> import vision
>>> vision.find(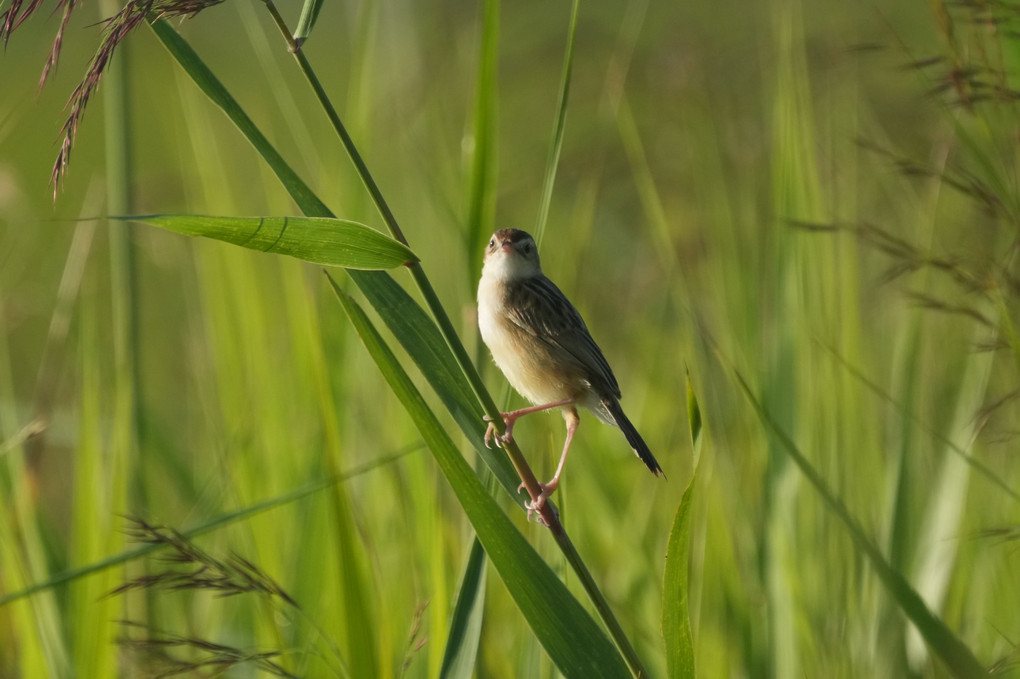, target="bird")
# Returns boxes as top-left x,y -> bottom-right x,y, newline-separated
476,227 -> 662,515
